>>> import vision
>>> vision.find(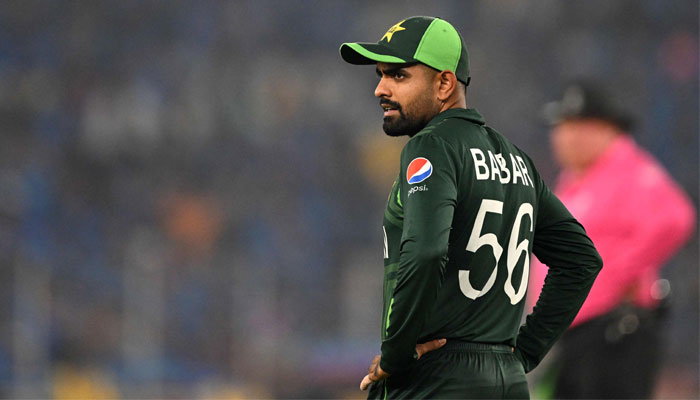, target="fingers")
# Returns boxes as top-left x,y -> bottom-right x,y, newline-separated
361,340 -> 446,391
415,338 -> 447,360
361,354 -> 381,390
367,354 -> 380,374
360,374 -> 373,391
367,354 -> 381,374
